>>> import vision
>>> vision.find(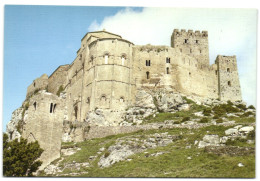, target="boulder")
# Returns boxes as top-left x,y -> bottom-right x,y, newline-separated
62,133 -> 72,142
98,145 -> 134,168
239,126 -> 254,133
135,90 -> 155,109
225,128 -> 239,136
198,135 -> 220,148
